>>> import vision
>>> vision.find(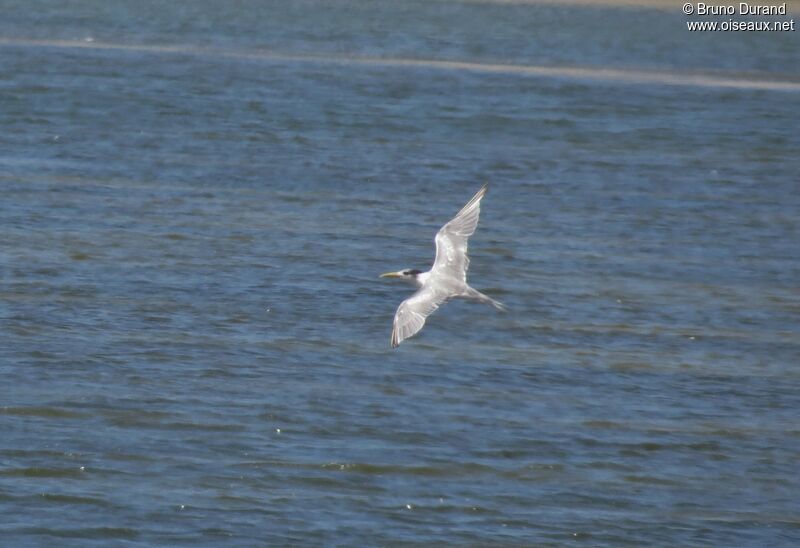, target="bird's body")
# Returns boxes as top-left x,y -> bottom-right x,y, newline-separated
380,184 -> 504,348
